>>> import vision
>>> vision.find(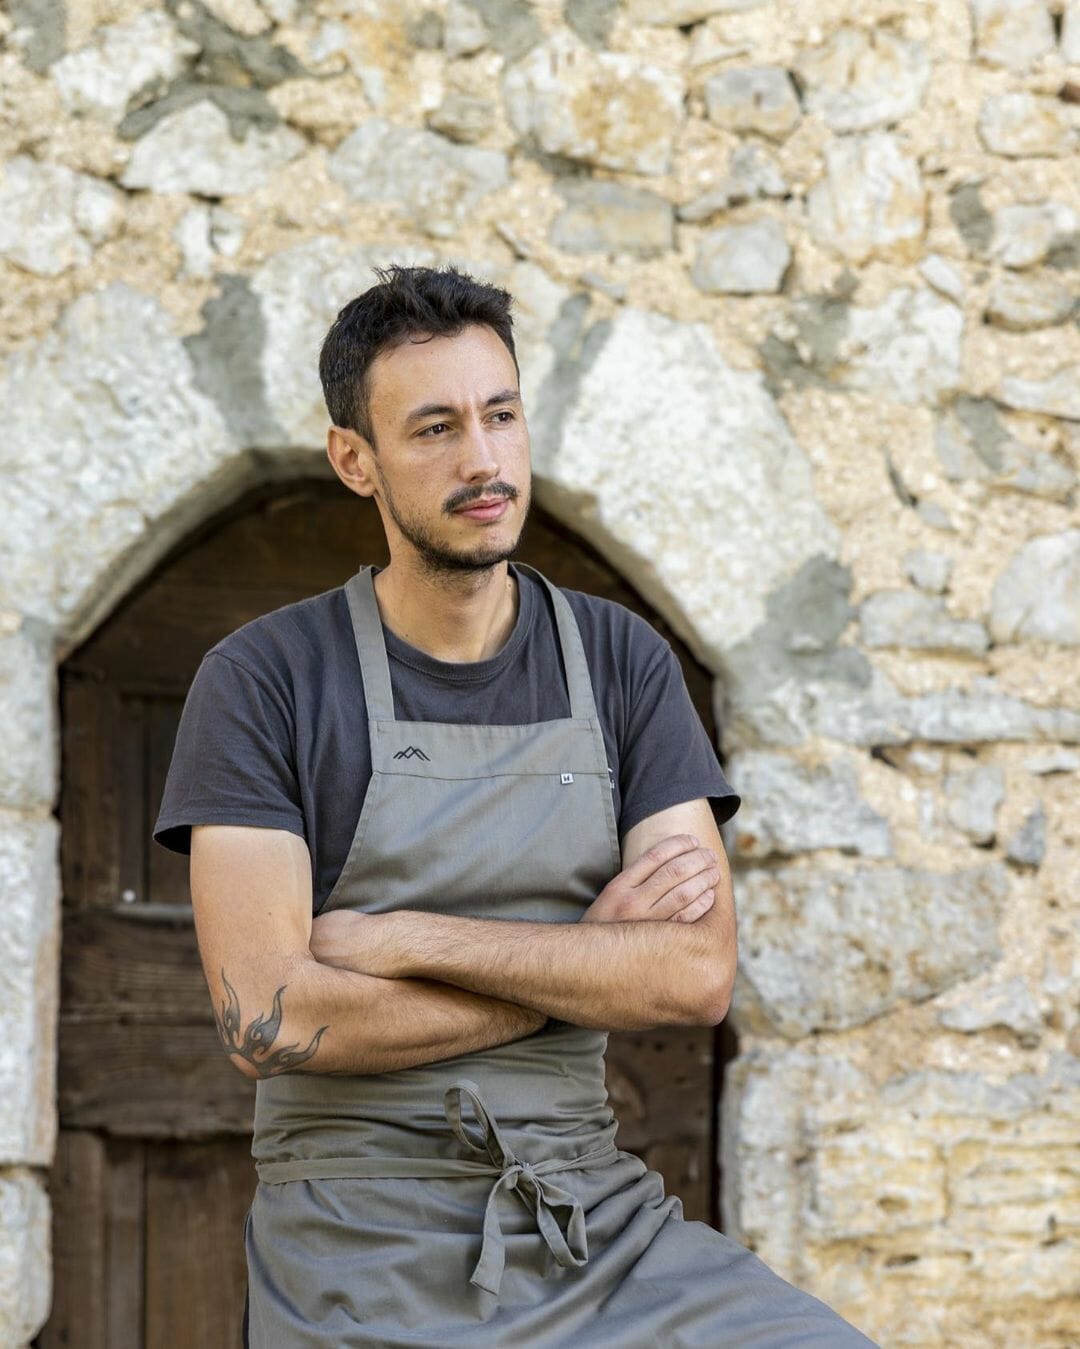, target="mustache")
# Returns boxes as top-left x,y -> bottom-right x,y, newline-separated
443,482 -> 519,514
